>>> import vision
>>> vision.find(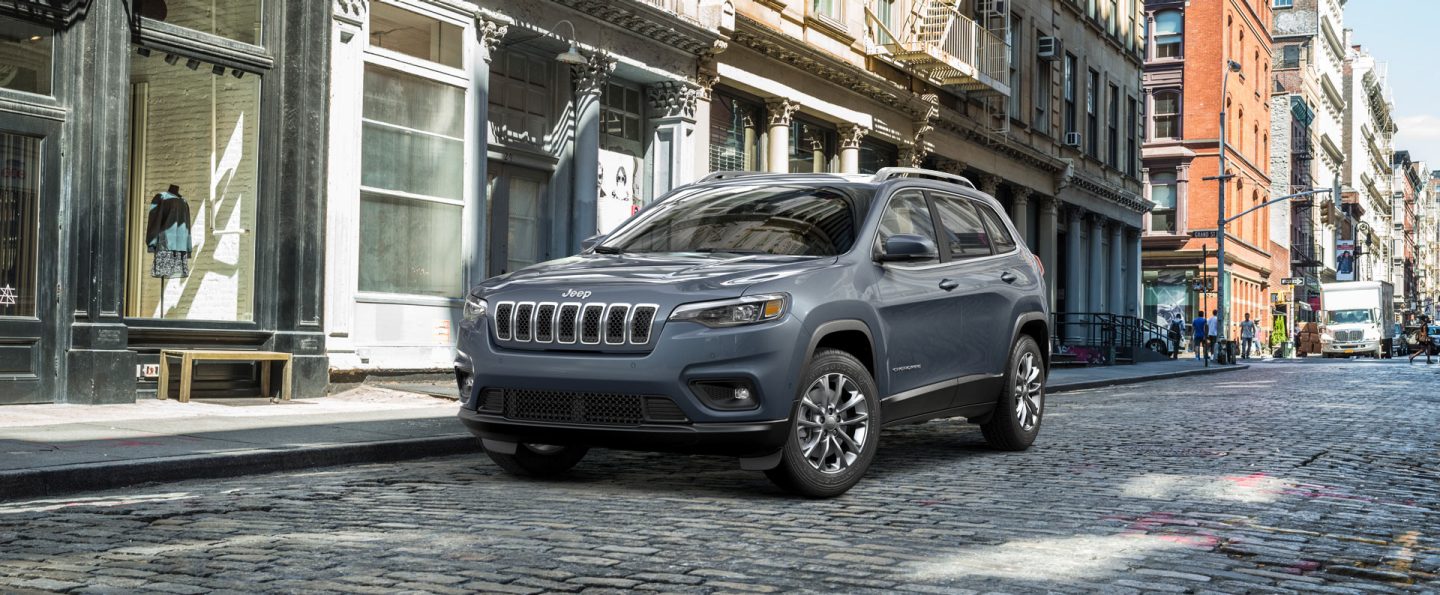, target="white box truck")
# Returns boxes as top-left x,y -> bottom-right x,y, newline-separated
1319,281 -> 1395,358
